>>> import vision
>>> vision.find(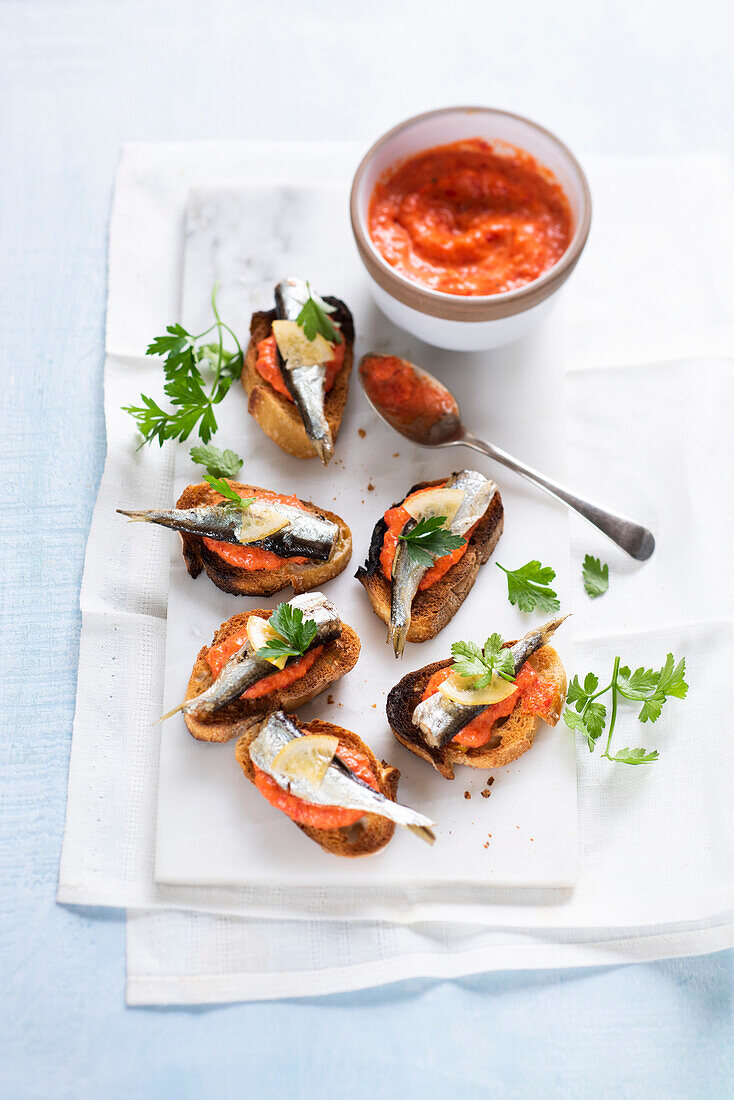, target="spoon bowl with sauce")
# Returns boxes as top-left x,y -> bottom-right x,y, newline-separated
359,355 -> 655,561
